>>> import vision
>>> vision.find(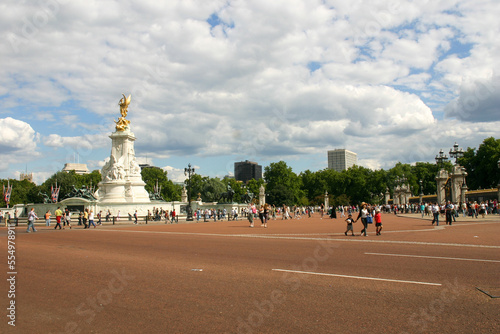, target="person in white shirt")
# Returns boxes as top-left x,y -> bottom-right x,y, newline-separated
356,204 -> 369,236
431,203 -> 440,226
